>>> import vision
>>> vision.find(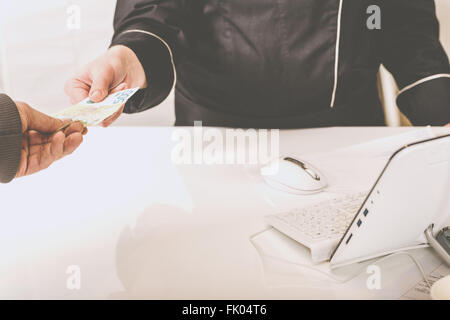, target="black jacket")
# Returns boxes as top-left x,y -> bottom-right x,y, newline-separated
112,0 -> 450,128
